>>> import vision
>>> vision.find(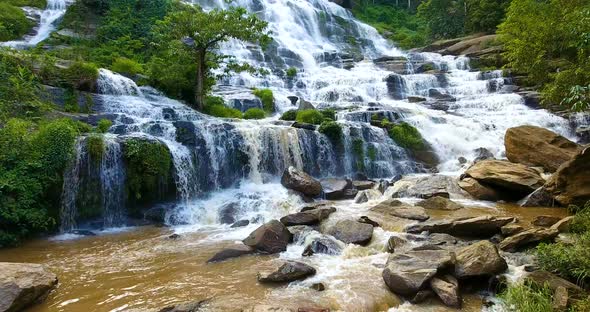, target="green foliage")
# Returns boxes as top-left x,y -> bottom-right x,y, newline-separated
500,283 -> 553,312
465,0 -> 510,33
351,138 -> 365,169
367,145 -> 377,161
202,96 -> 242,119
243,108 -> 265,119
86,134 -> 104,162
296,109 -> 324,125
0,0 -> 47,8
0,3 -> 34,41
64,61 -> 99,91
123,138 -> 171,201
389,122 -> 424,149
417,0 -> 466,40
286,67 -> 297,78
97,119 -> 112,133
320,109 -> 336,121
318,121 -> 343,145
252,88 -> 275,113
561,85 -> 590,112
279,109 -> 297,121
111,57 -> 142,76
146,40 -> 196,103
